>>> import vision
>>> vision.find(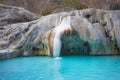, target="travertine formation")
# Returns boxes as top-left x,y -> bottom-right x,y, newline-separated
0,4 -> 120,59
0,4 -> 38,26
